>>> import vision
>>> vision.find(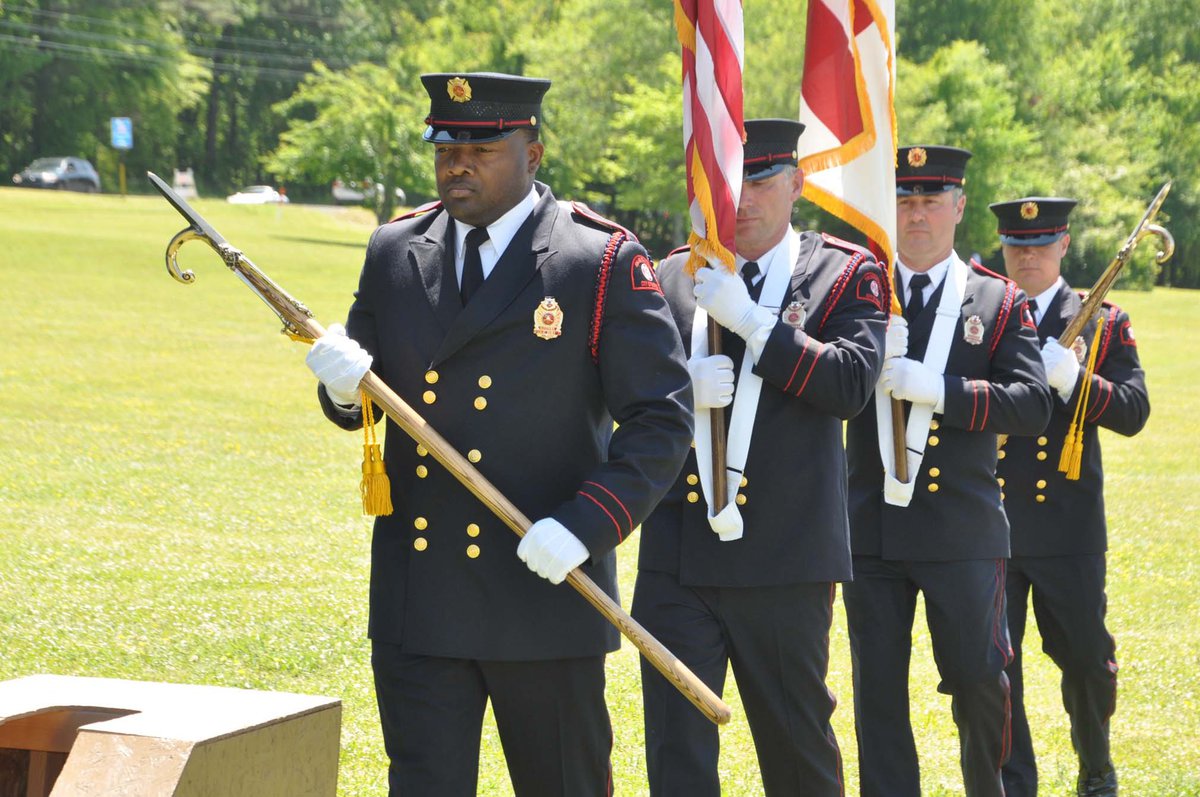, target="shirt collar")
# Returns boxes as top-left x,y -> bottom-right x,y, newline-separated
895,251 -> 953,294
453,186 -> 538,261
1030,276 -> 1065,325
737,227 -> 797,283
